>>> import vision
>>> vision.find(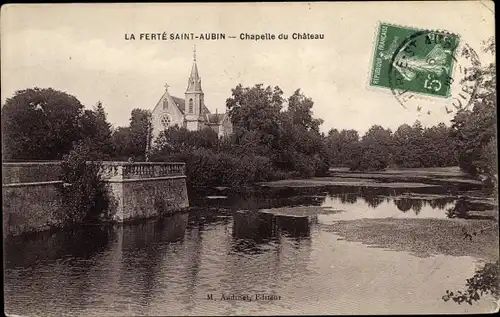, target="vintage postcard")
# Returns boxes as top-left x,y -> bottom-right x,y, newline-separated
1,1 -> 498,316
